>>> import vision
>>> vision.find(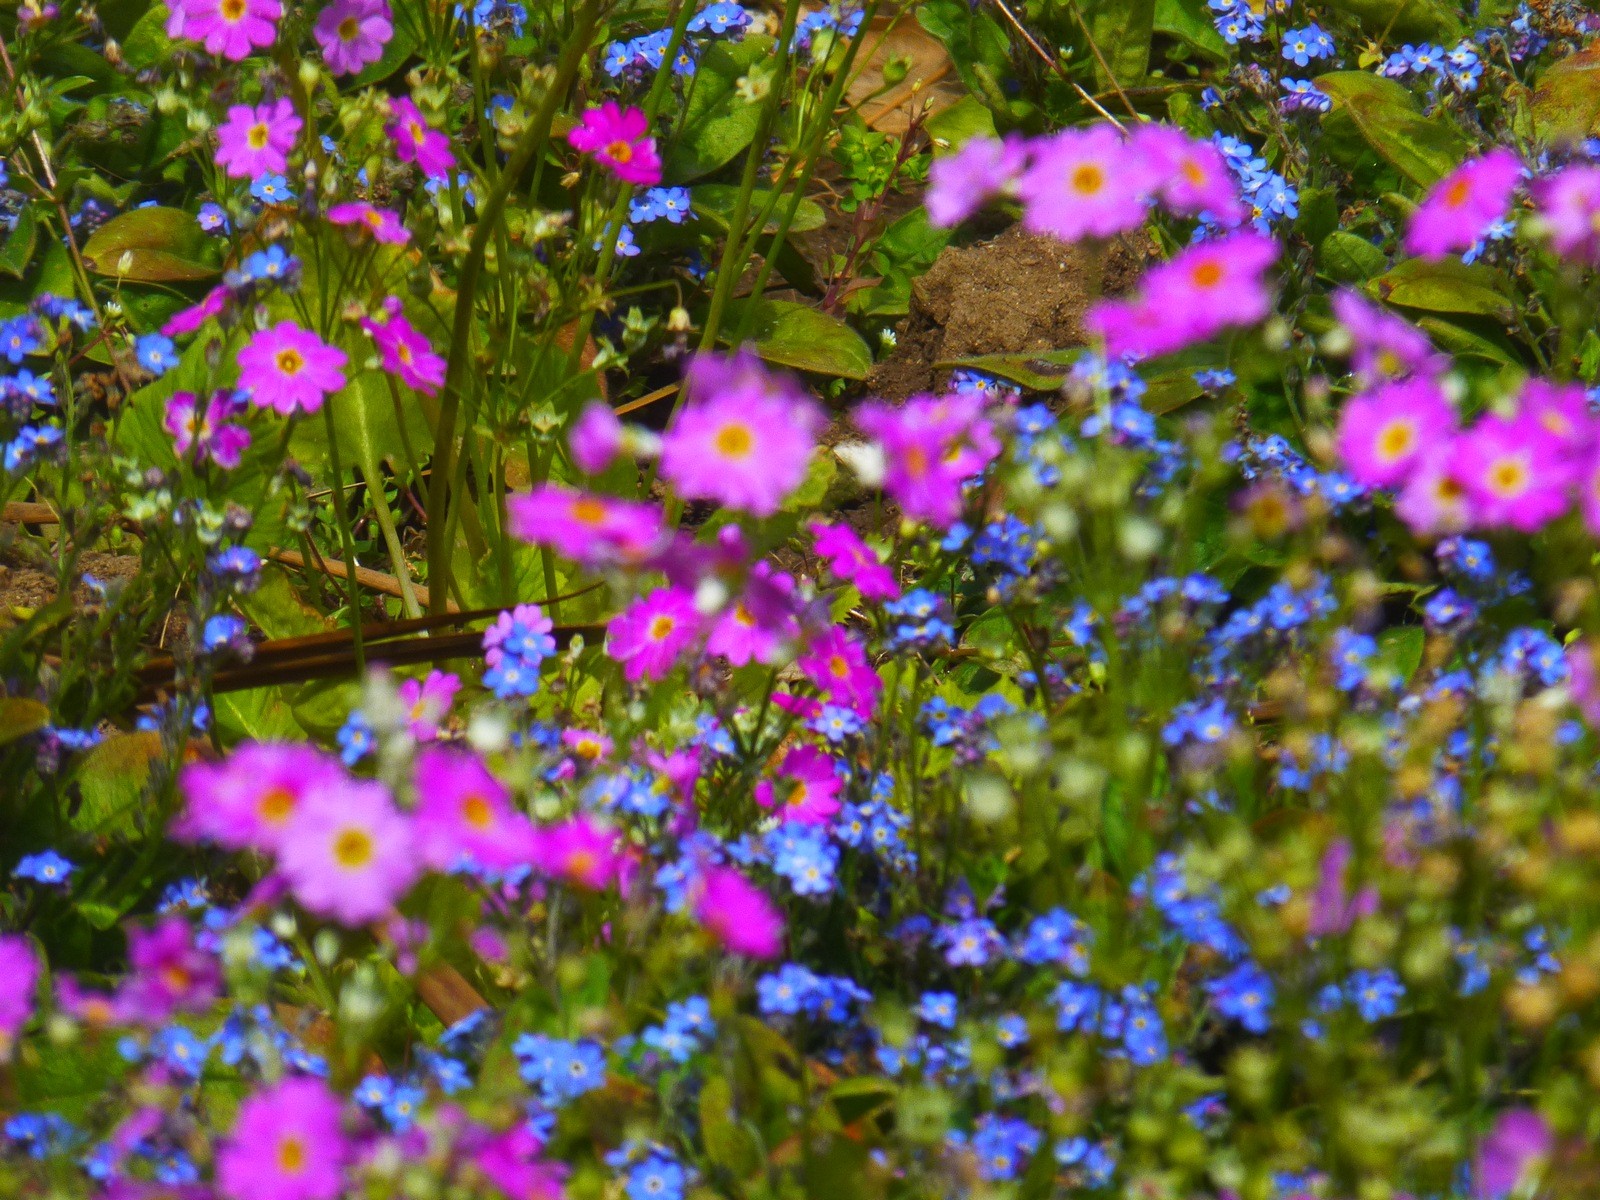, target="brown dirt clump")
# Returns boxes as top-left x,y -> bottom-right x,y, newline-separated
0,548 -> 142,617
868,225 -> 1149,400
